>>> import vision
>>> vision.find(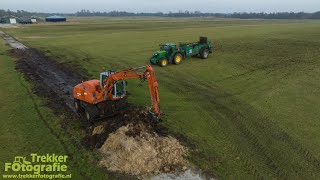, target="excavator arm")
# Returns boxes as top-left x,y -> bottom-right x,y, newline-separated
99,65 -> 160,117
145,65 -> 160,117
